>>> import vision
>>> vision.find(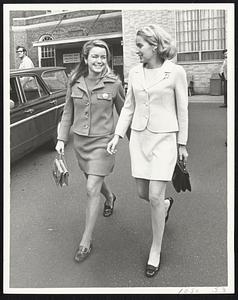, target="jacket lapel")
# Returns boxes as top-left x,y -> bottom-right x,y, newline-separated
139,60 -> 174,90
